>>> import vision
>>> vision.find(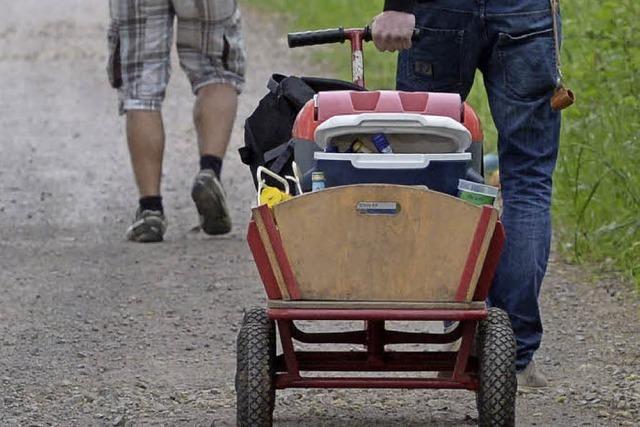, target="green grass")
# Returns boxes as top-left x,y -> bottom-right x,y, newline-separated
554,0 -> 640,286
243,0 -> 640,287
